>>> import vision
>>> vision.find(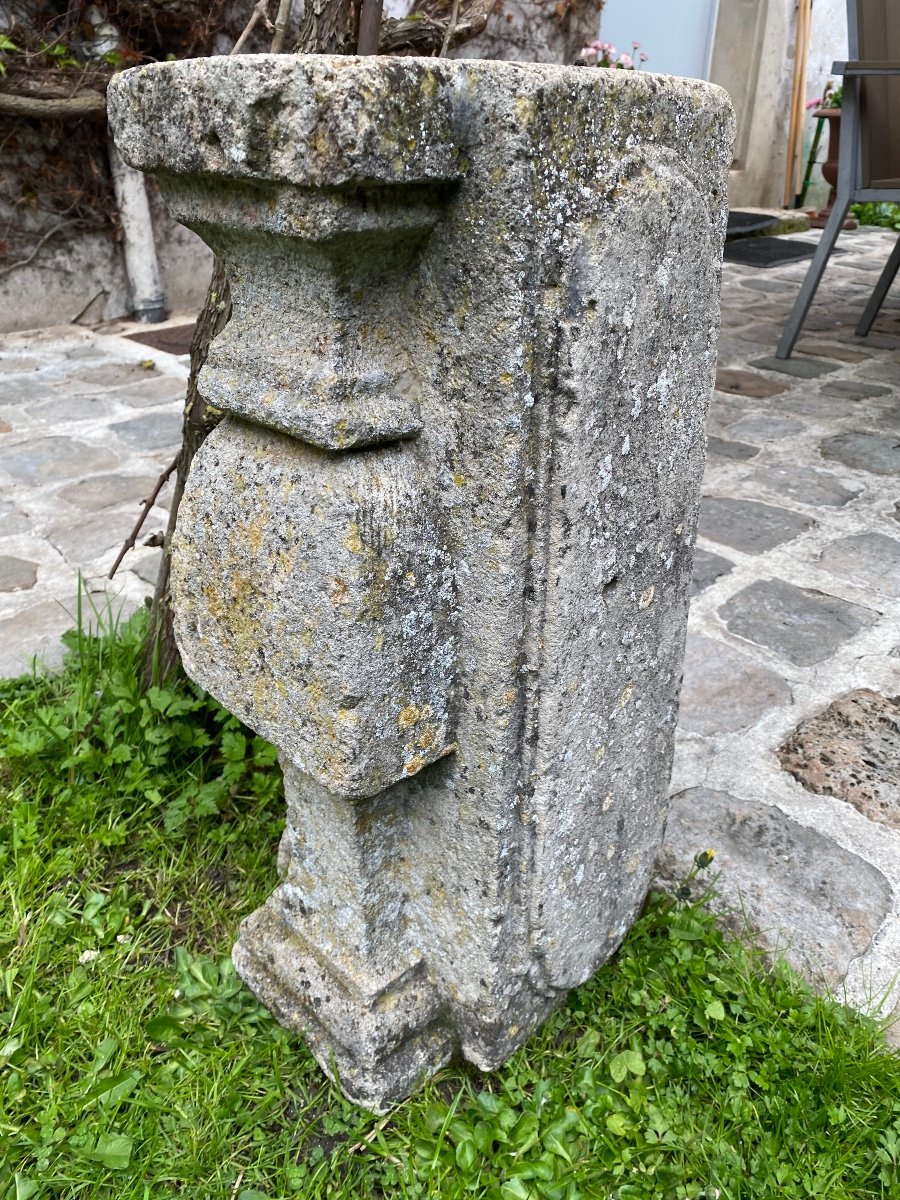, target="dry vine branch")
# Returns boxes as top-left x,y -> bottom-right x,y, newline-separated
230,0 -> 274,54
108,454 -> 180,580
270,0 -> 293,52
439,0 -> 461,56
0,91 -> 107,118
0,219 -> 85,279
